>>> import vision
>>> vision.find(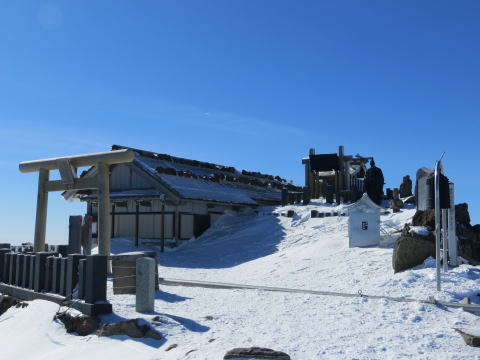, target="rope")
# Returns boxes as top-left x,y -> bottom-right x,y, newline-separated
158,277 -> 480,312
